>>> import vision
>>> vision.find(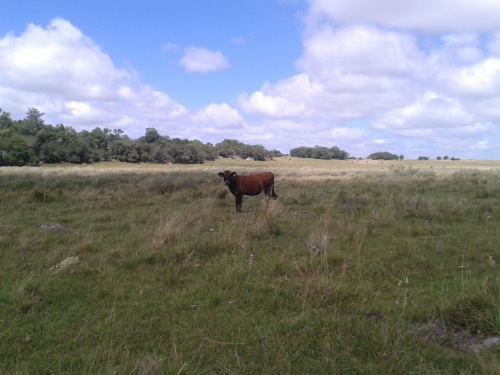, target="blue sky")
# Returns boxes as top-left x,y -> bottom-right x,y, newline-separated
1,0 -> 500,159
